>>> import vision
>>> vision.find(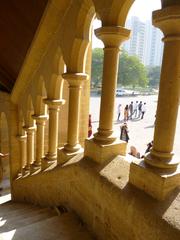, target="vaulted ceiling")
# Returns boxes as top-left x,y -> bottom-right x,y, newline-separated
0,0 -> 48,92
